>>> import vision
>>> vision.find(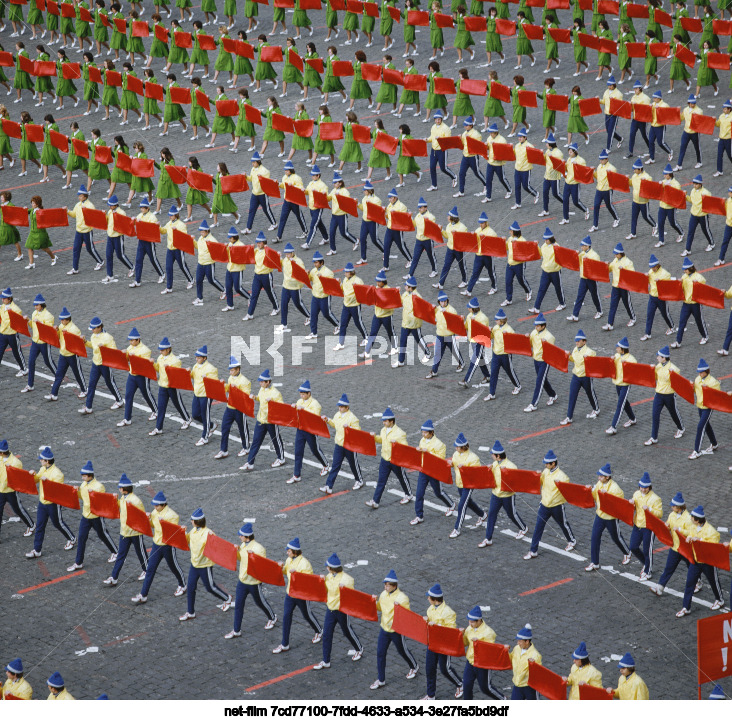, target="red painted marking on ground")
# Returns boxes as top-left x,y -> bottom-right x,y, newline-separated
106,432 -> 120,448
245,665 -> 313,692
36,560 -> 51,579
17,570 -> 85,594
510,424 -> 569,442
103,632 -> 148,647
4,180 -> 46,192
280,490 -> 350,512
323,360 -> 372,374
187,144 -> 230,154
75,625 -> 92,646
114,310 -> 173,325
519,577 -> 574,596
